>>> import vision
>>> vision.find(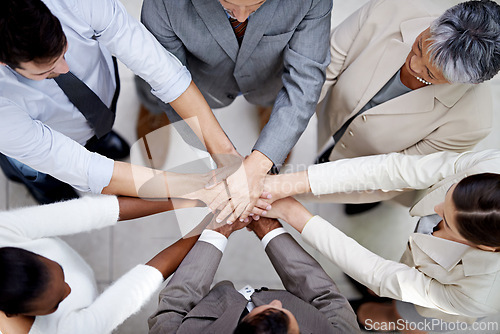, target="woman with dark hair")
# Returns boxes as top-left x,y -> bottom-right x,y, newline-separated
0,195 -> 203,333
263,172 -> 500,332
